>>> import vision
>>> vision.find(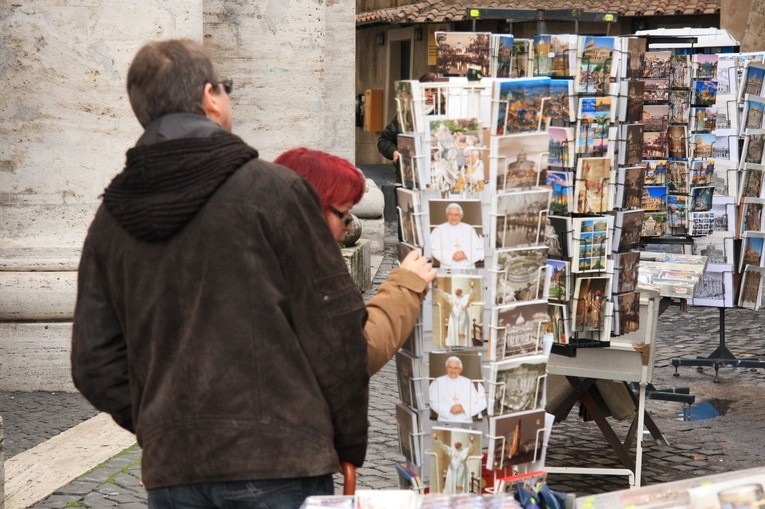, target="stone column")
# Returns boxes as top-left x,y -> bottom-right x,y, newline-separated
0,415 -> 4,509
0,1 -> 358,391
203,0 -> 356,161
0,2 -> 202,391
